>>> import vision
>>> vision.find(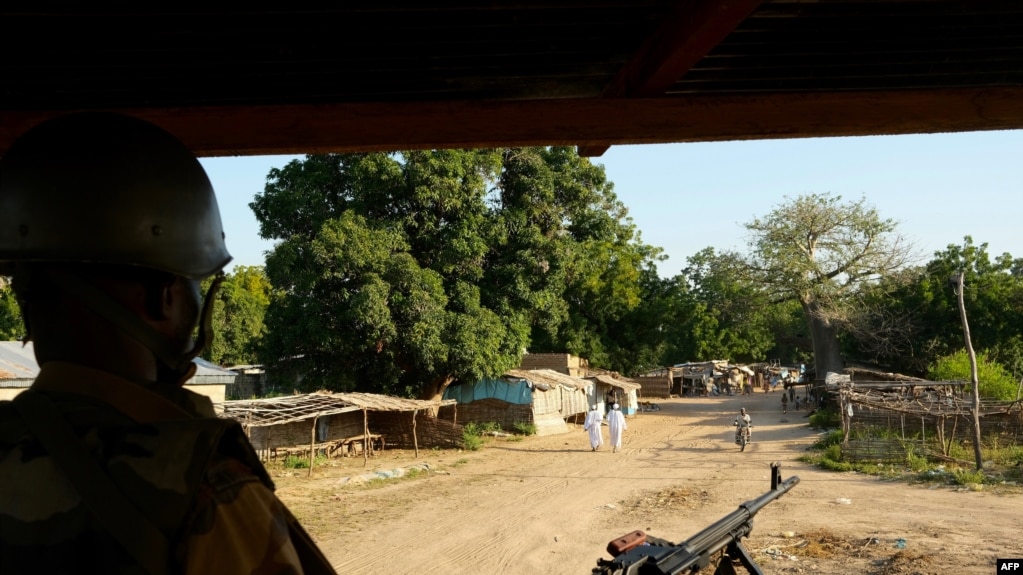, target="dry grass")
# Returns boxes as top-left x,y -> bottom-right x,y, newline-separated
621,485 -> 707,516
875,551 -> 935,575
